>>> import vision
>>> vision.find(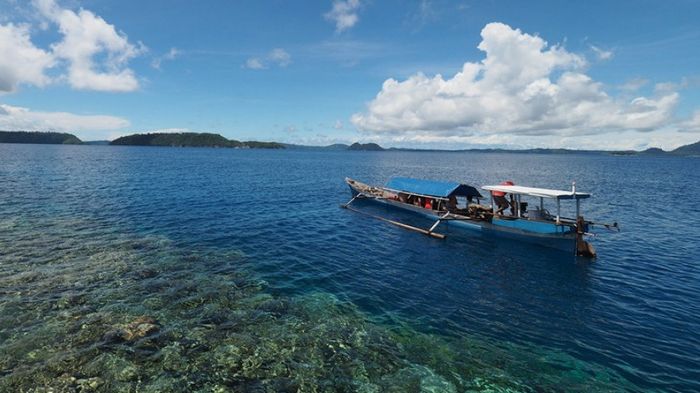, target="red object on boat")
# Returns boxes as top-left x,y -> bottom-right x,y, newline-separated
491,180 -> 514,197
